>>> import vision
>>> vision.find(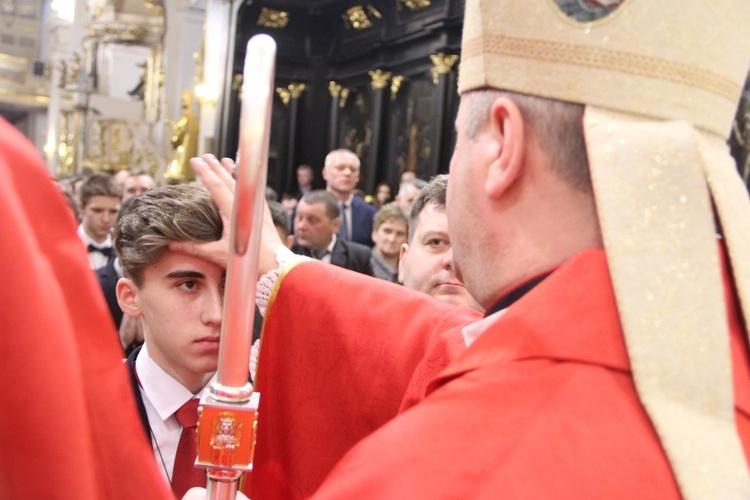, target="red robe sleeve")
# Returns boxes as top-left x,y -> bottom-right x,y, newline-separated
251,261 -> 480,498
0,118 -> 171,499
